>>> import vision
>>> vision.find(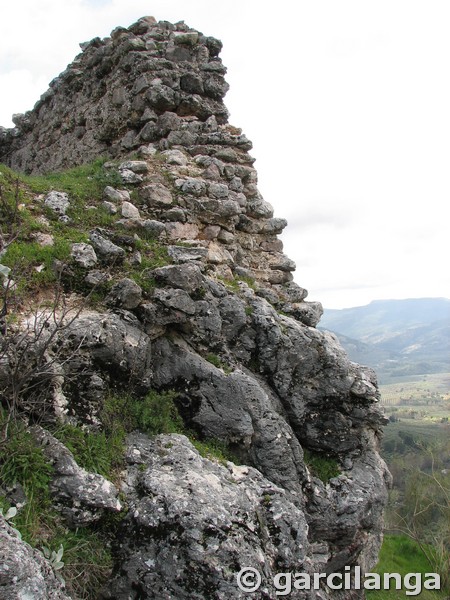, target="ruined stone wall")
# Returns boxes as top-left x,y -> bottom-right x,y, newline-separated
1,16 -> 320,307
0,17 -> 391,599
0,16 -> 237,174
